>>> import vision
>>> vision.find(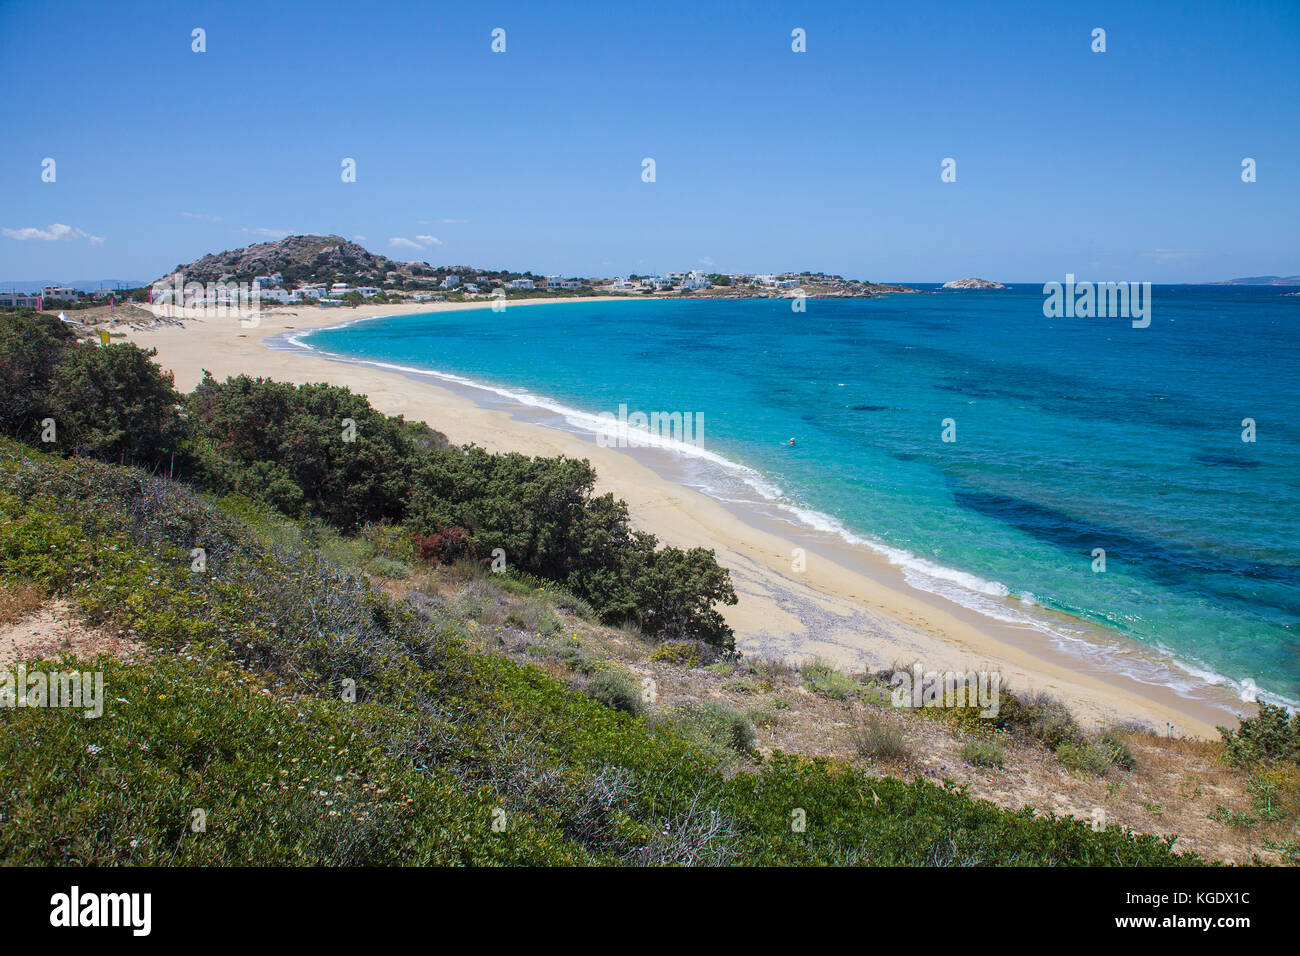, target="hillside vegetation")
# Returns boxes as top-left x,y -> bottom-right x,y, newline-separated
0,308 -> 1282,865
